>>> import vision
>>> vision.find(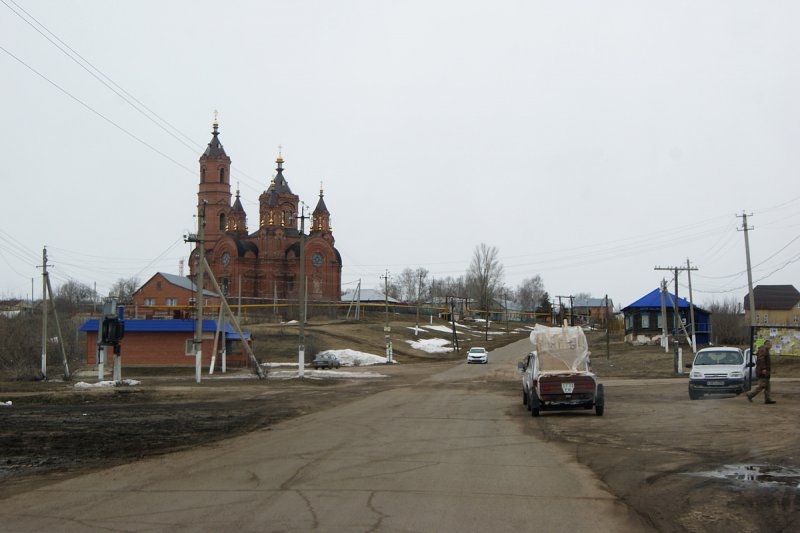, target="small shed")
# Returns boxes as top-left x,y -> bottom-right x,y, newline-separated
79,319 -> 251,367
622,289 -> 711,345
